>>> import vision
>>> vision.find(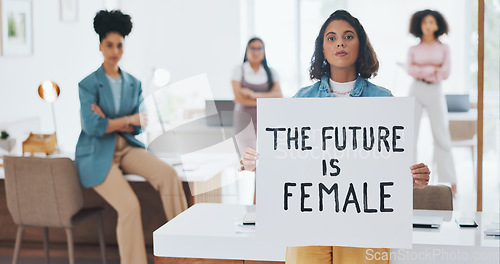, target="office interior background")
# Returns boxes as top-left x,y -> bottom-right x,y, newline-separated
0,0 -> 498,212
